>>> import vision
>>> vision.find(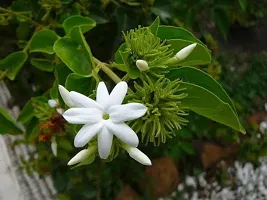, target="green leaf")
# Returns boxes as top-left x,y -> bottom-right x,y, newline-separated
65,73 -> 95,96
50,78 -> 59,99
150,16 -> 160,35
30,29 -> 59,54
30,58 -> 54,72
167,66 -> 236,114
70,26 -> 94,69
63,15 -> 96,35
169,40 -> 211,65
17,100 -> 34,123
180,82 -> 245,133
157,25 -> 206,46
53,38 -> 92,76
119,50 -> 140,79
239,0 -> 248,11
0,107 -> 22,134
0,51 -> 28,80
213,8 -> 229,39
115,43 -> 127,64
